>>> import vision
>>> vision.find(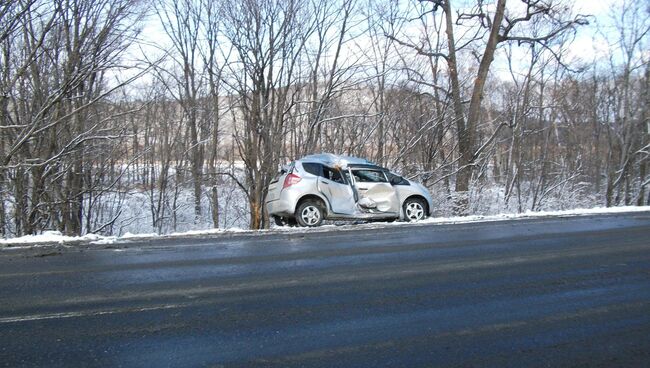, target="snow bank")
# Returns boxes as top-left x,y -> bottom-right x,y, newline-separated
417,205 -> 650,225
0,231 -> 105,246
1,205 -> 648,248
